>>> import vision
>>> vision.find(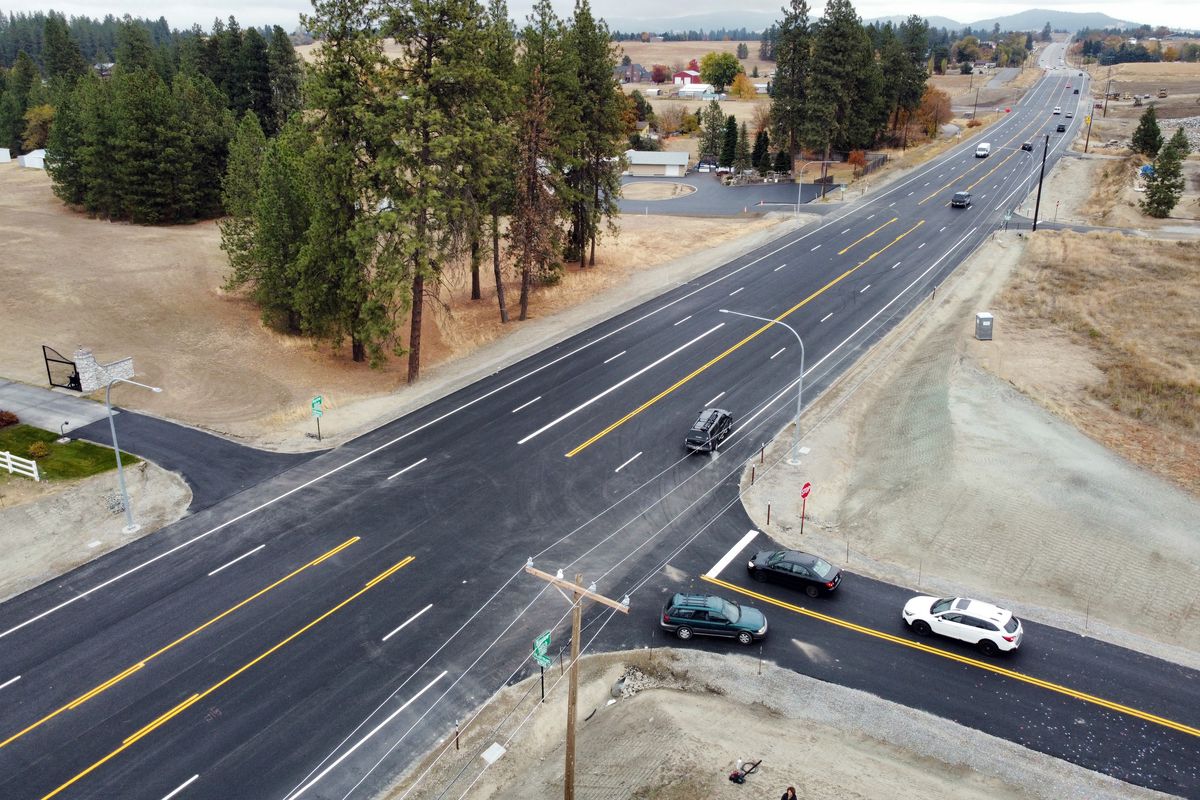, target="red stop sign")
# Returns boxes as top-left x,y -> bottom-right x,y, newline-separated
801,482 -> 812,499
